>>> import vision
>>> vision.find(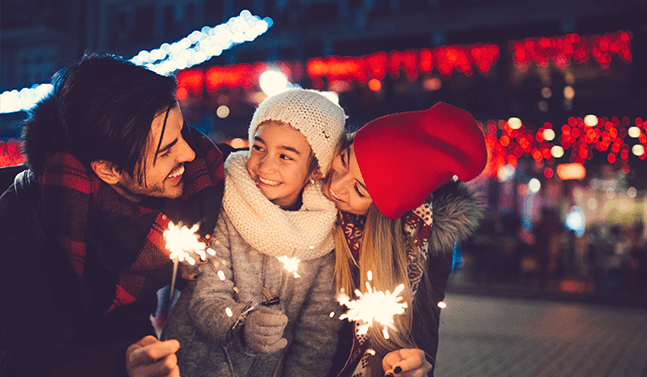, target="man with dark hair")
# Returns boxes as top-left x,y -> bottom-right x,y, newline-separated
0,54 -> 226,377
